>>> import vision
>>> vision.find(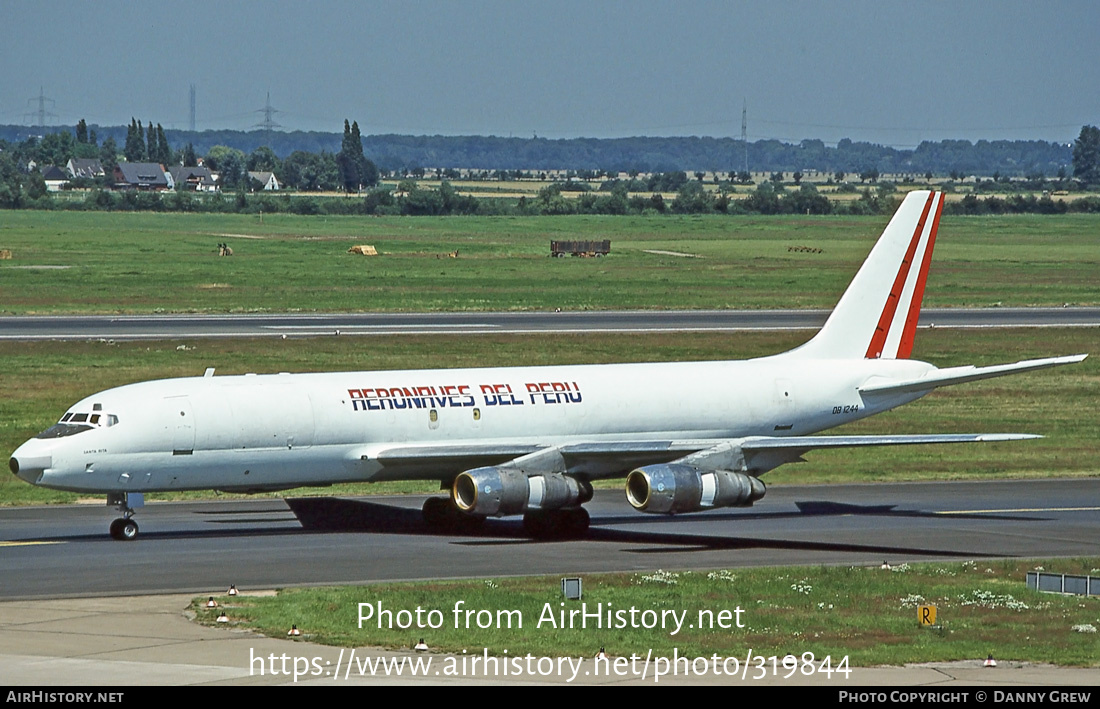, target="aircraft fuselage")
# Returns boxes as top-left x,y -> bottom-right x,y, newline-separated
12,355 -> 930,494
